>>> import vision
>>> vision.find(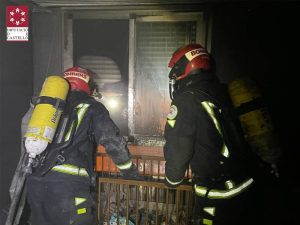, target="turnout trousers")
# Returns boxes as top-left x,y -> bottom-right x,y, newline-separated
192,184 -> 262,225
26,171 -> 97,225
